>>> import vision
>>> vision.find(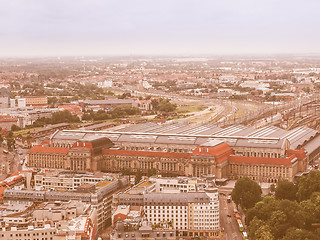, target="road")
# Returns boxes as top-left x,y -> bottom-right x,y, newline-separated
219,194 -> 244,240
